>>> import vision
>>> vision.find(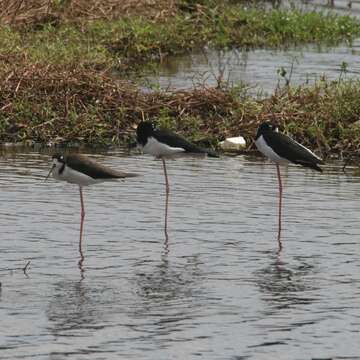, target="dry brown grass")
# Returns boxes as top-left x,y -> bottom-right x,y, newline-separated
0,0 -> 177,26
1,53 -> 360,159
0,58 -> 245,145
